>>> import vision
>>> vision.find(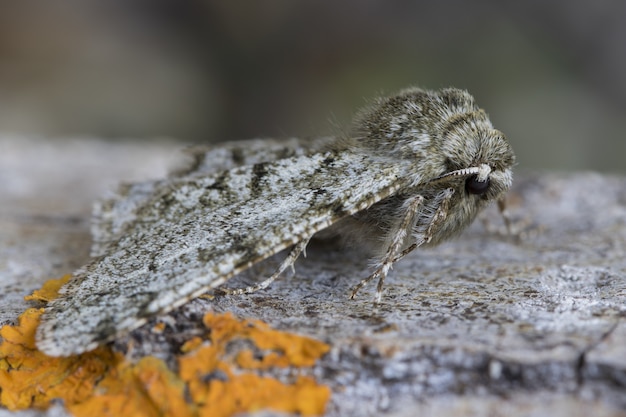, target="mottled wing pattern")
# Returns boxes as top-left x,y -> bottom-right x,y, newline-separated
172,137 -> 334,177
37,150 -> 410,356
91,137 -> 333,257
